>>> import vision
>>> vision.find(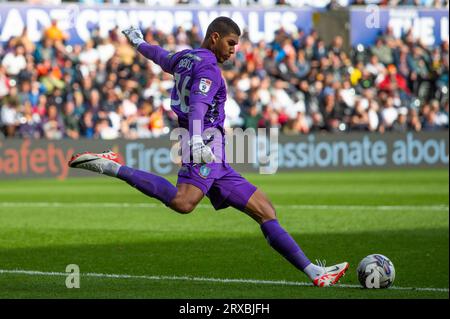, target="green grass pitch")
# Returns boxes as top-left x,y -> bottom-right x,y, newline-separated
0,169 -> 448,299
